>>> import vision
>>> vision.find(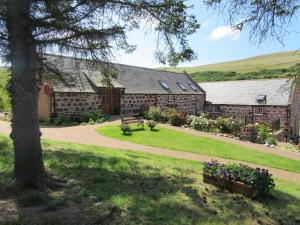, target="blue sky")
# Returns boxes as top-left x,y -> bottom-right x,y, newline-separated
115,0 -> 300,68
2,2 -> 298,68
